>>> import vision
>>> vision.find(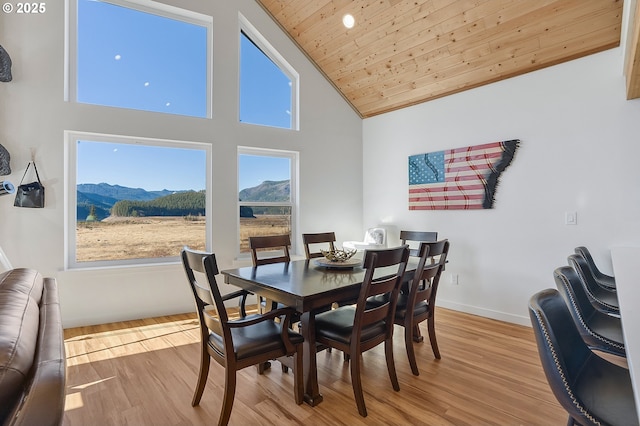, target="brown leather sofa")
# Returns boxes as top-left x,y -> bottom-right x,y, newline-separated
0,268 -> 65,426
